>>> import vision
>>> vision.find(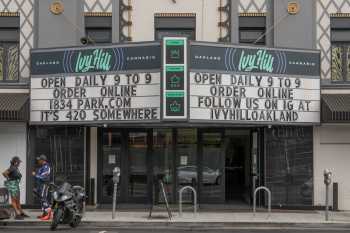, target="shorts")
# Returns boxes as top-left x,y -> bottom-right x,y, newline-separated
4,180 -> 20,198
